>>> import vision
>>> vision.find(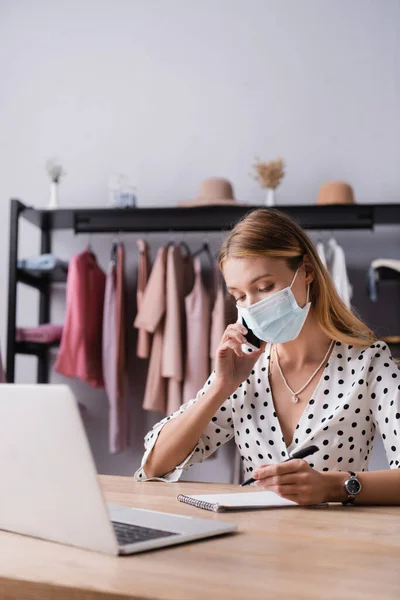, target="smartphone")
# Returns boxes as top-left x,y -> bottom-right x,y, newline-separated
241,318 -> 261,351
